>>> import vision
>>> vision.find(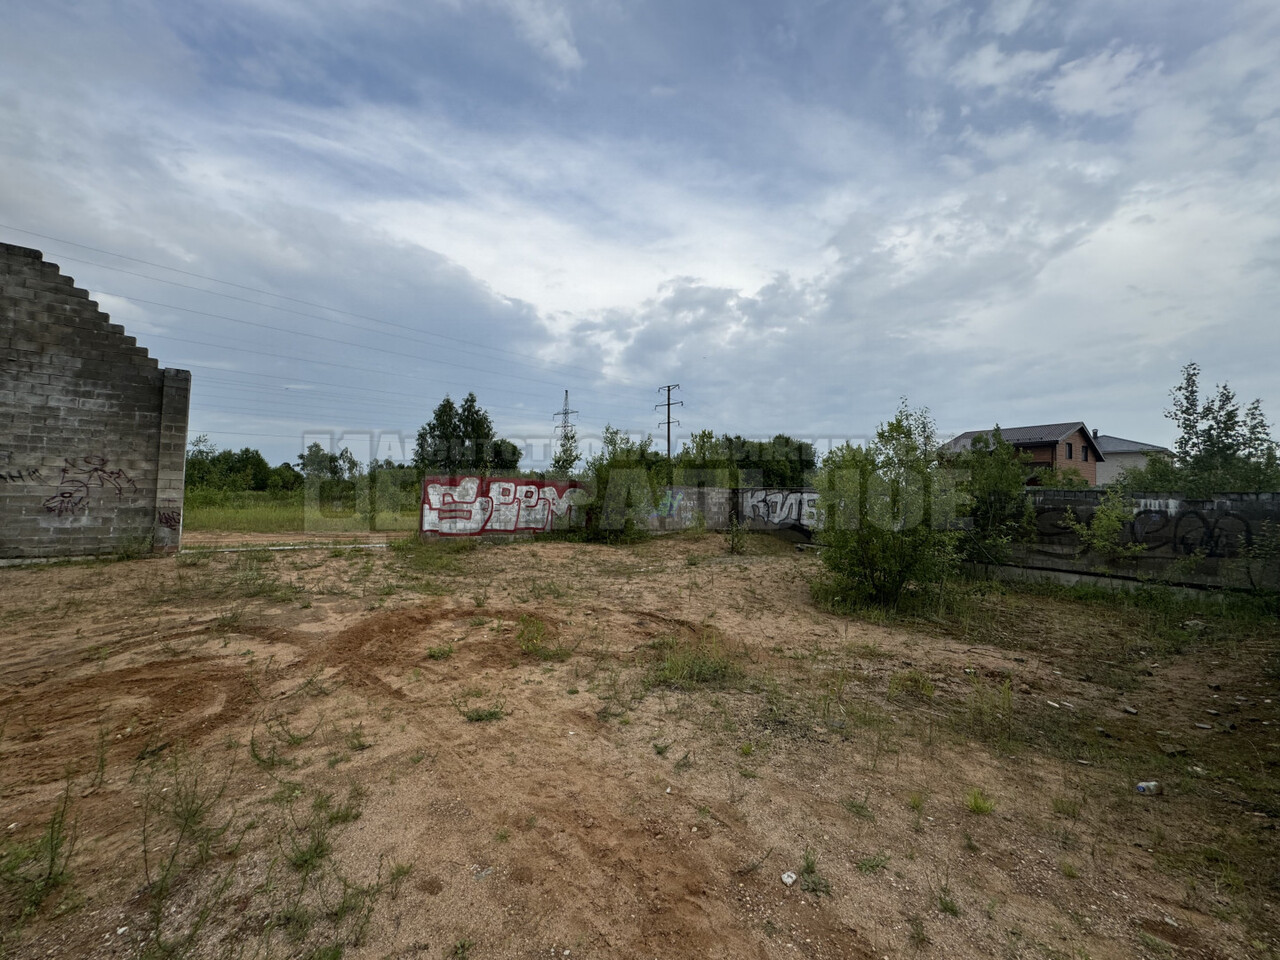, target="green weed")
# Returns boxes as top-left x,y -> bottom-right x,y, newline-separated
888,668 -> 935,700
965,789 -> 995,815
652,632 -> 741,689
938,887 -> 960,916
856,852 -> 890,874
0,782 -> 77,920
799,847 -> 830,895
